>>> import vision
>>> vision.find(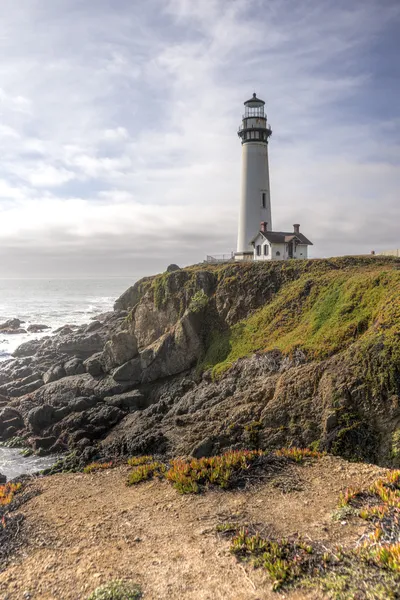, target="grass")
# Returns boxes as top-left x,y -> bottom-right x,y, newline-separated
87,581 -> 142,600
199,265 -> 400,380
126,448 -> 322,494
0,483 -> 21,506
83,462 -> 113,474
